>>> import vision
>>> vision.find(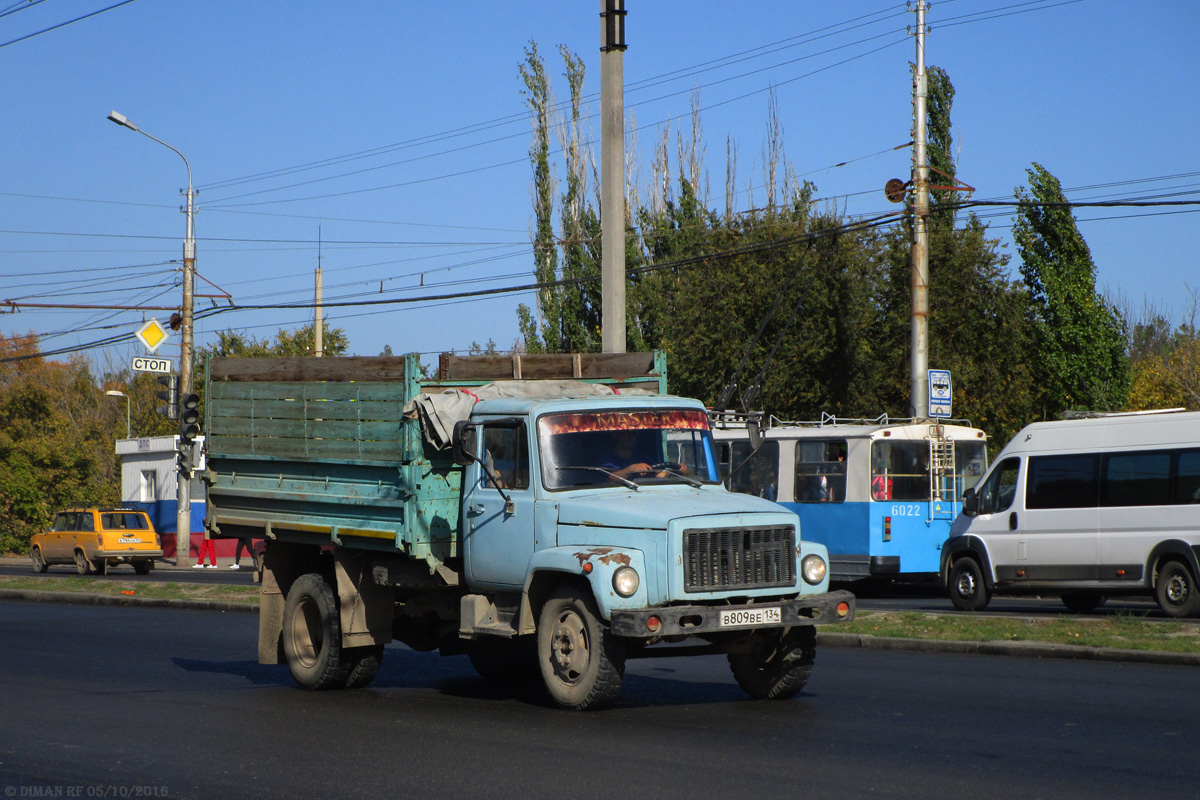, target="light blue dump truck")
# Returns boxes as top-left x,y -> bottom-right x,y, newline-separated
203,352 -> 854,710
